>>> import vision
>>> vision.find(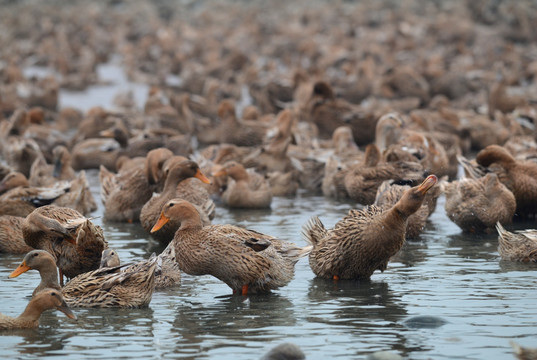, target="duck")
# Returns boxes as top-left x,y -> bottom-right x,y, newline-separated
343,143 -> 426,205
496,223 -> 537,262
30,145 -> 76,186
99,147 -> 173,223
0,288 -> 76,330
373,180 -> 430,239
22,205 -> 107,284
150,199 -> 312,295
9,249 -> 158,308
213,161 -> 272,209
303,175 -> 438,280
510,341 -> 537,360
444,173 -> 516,233
140,160 -> 211,244
476,144 -> 537,218
0,215 -> 32,254
100,246 -> 181,289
